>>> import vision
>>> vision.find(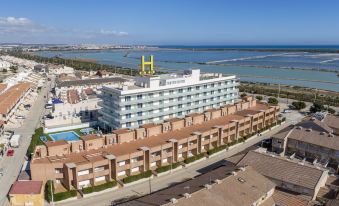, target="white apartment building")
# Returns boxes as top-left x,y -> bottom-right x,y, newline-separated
99,69 -> 239,130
